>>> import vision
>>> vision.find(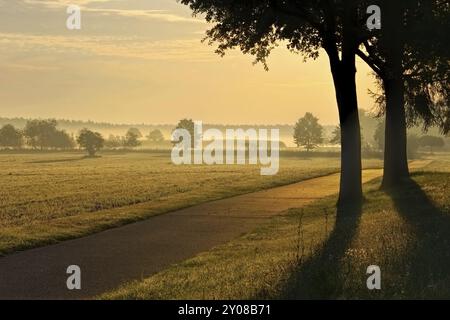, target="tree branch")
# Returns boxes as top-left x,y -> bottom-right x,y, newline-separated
356,49 -> 383,77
